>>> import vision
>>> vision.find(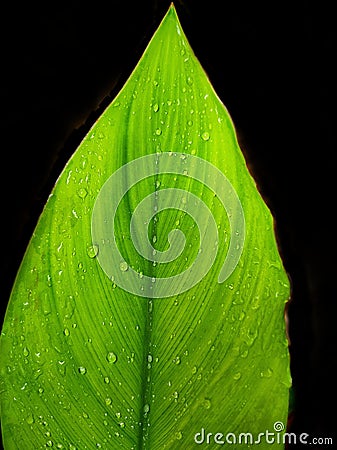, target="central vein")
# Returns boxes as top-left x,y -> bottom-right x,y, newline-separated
137,152 -> 160,448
